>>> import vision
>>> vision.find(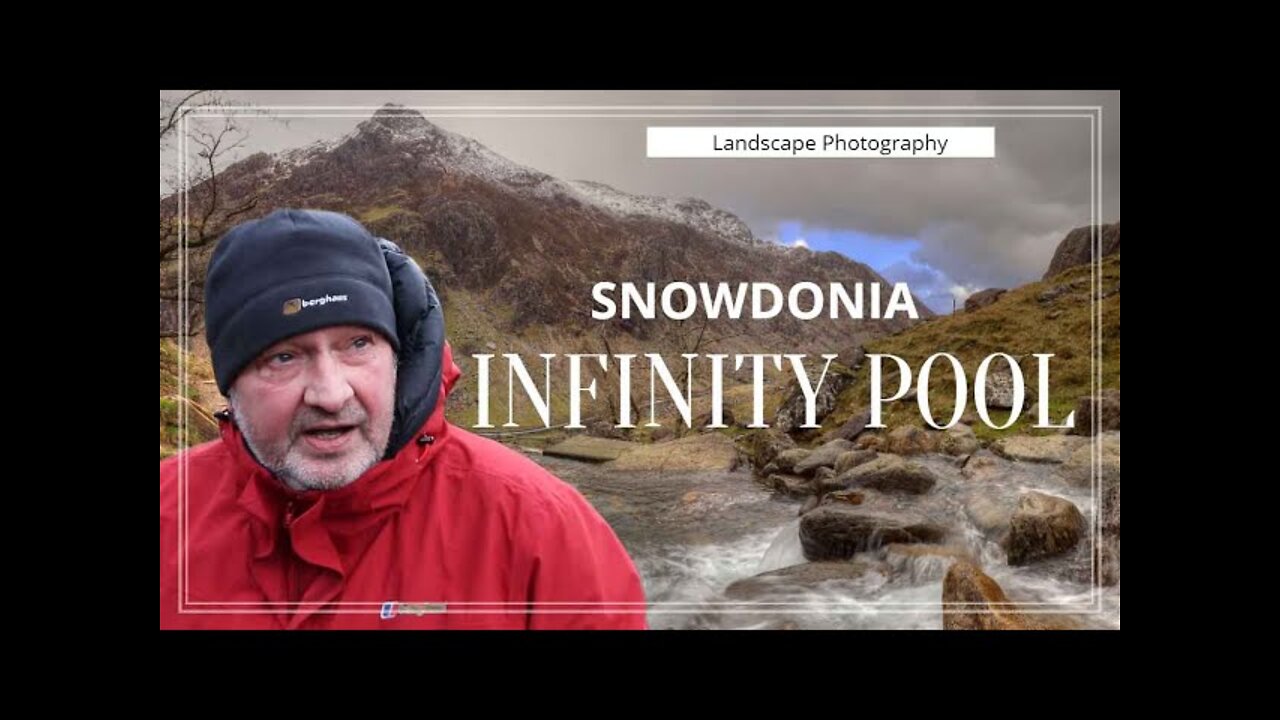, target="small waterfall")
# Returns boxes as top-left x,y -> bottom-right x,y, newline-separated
756,519 -> 805,574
